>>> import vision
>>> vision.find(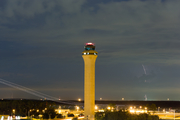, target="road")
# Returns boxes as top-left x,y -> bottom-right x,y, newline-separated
154,112 -> 180,119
